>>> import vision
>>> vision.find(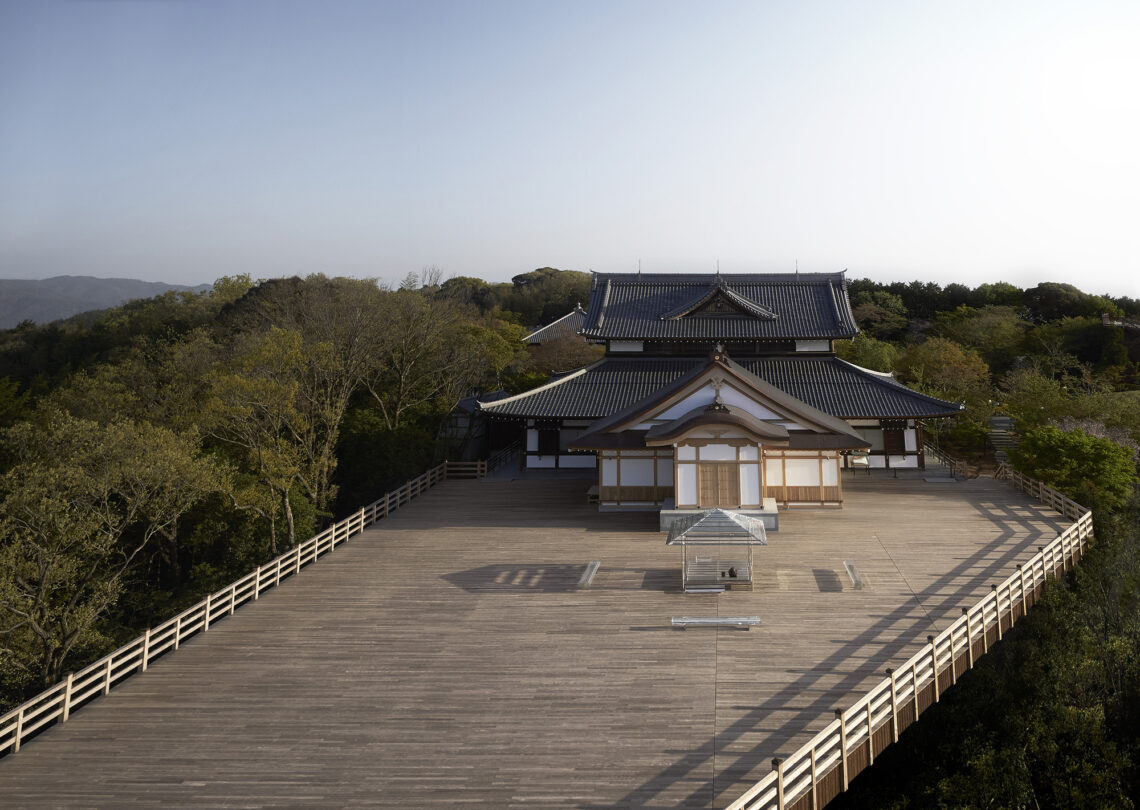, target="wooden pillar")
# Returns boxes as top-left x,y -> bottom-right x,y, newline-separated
773,758 -> 785,810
